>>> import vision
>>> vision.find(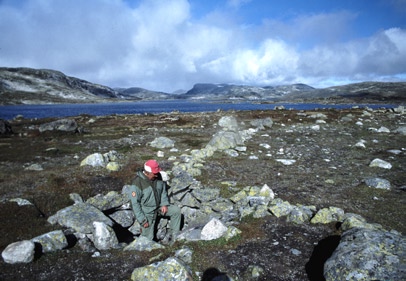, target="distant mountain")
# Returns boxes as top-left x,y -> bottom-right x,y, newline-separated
0,67 -> 120,105
115,87 -> 171,100
1,67 -> 405,105
282,81 -> 406,102
177,83 -> 315,100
